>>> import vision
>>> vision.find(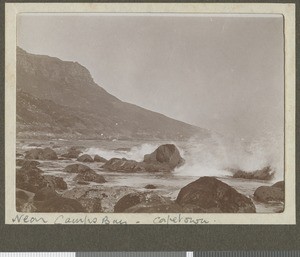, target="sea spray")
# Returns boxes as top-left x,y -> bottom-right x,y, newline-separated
174,131 -> 284,181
